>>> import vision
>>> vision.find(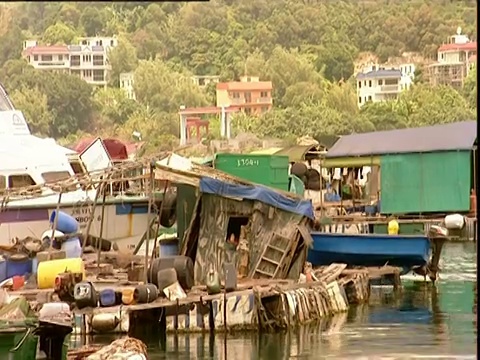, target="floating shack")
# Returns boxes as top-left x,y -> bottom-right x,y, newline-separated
321,121 -> 477,239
